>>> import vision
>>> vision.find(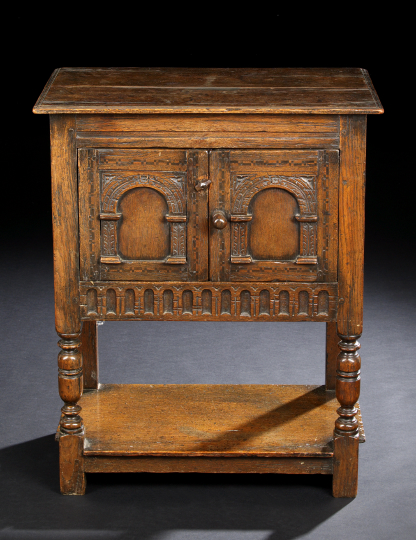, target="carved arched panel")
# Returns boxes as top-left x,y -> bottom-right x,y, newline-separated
249,188 -> 300,260
100,172 -> 187,265
118,187 -> 170,260
230,175 -> 318,265
209,149 -> 339,282
78,148 -> 209,282
80,281 -> 338,322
